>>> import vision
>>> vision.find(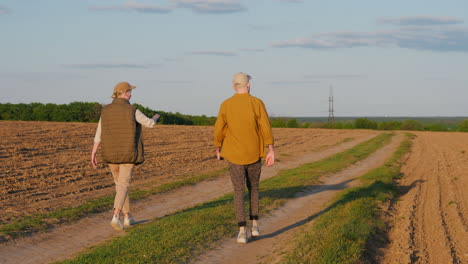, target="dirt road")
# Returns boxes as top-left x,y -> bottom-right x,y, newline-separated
192,134 -> 404,264
381,132 -> 468,264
